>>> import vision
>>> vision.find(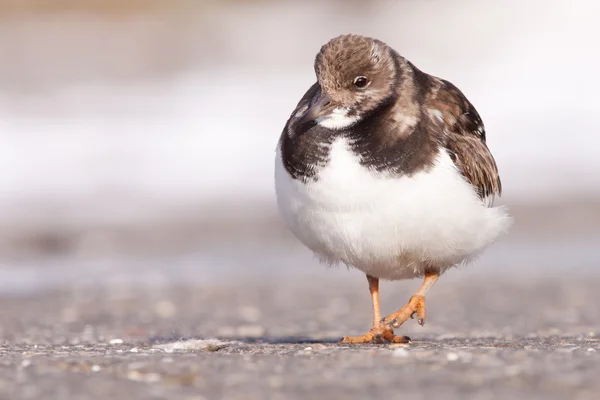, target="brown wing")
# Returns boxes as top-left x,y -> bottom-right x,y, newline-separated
428,80 -> 502,206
